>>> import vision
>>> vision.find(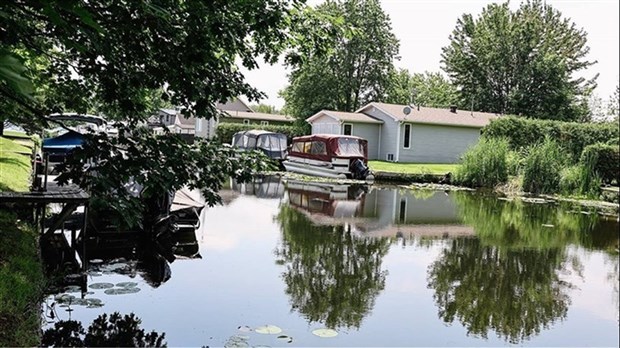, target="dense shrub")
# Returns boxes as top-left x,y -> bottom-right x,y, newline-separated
483,116 -> 619,160
580,143 -> 620,184
214,123 -> 307,144
454,137 -> 509,188
522,138 -> 569,194
559,165 -> 601,197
